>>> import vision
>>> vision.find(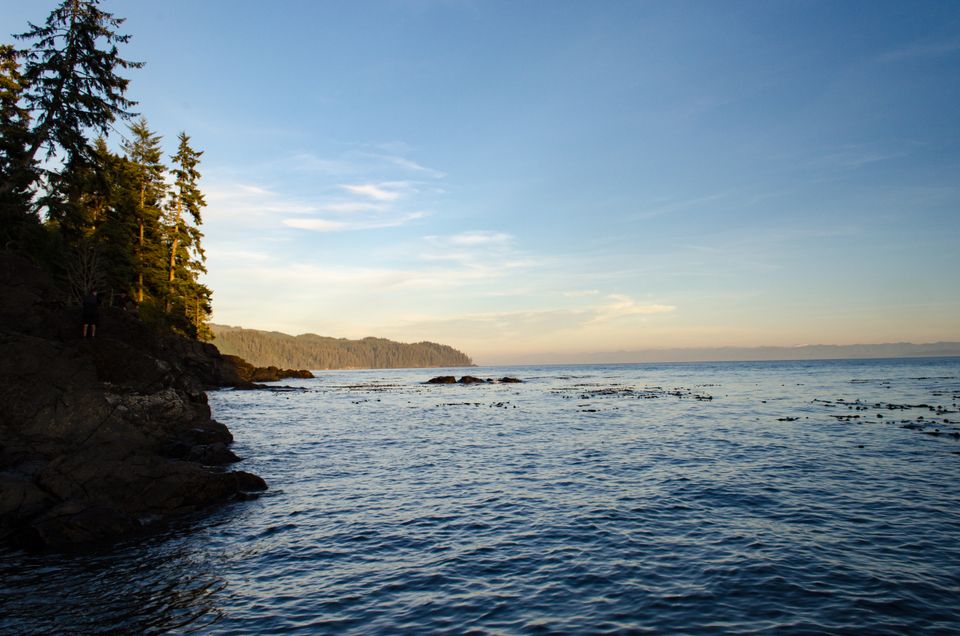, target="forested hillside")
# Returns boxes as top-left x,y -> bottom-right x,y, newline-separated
211,325 -> 474,370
